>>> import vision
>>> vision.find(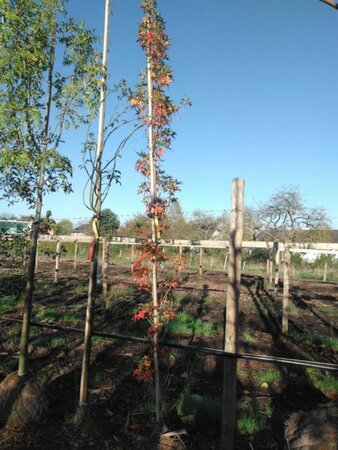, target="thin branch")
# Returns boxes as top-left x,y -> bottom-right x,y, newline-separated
320,0 -> 338,9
